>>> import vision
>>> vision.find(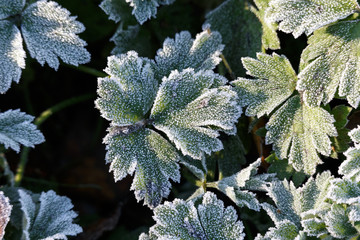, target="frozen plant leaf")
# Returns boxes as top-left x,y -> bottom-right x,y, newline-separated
180,155 -> 207,181
151,69 -> 241,159
21,0 -> 90,70
0,191 -> 12,239
265,95 -> 337,174
154,29 -> 224,80
349,125 -> 360,146
142,191 -> 245,239
110,24 -> 140,55
266,0 -> 360,38
323,204 -> 358,238
205,0 -> 262,76
104,128 -> 181,208
0,109 -> 44,153
18,189 -> 82,240
339,126 -> 360,182
251,0 -> 281,50
125,0 -> 176,24
298,20 -> 360,108
0,0 -> 24,19
232,53 -> 297,117
255,220 -> 300,240
327,178 -> 360,204
0,20 -> 26,94
95,51 -> 157,126
99,0 -> 134,23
